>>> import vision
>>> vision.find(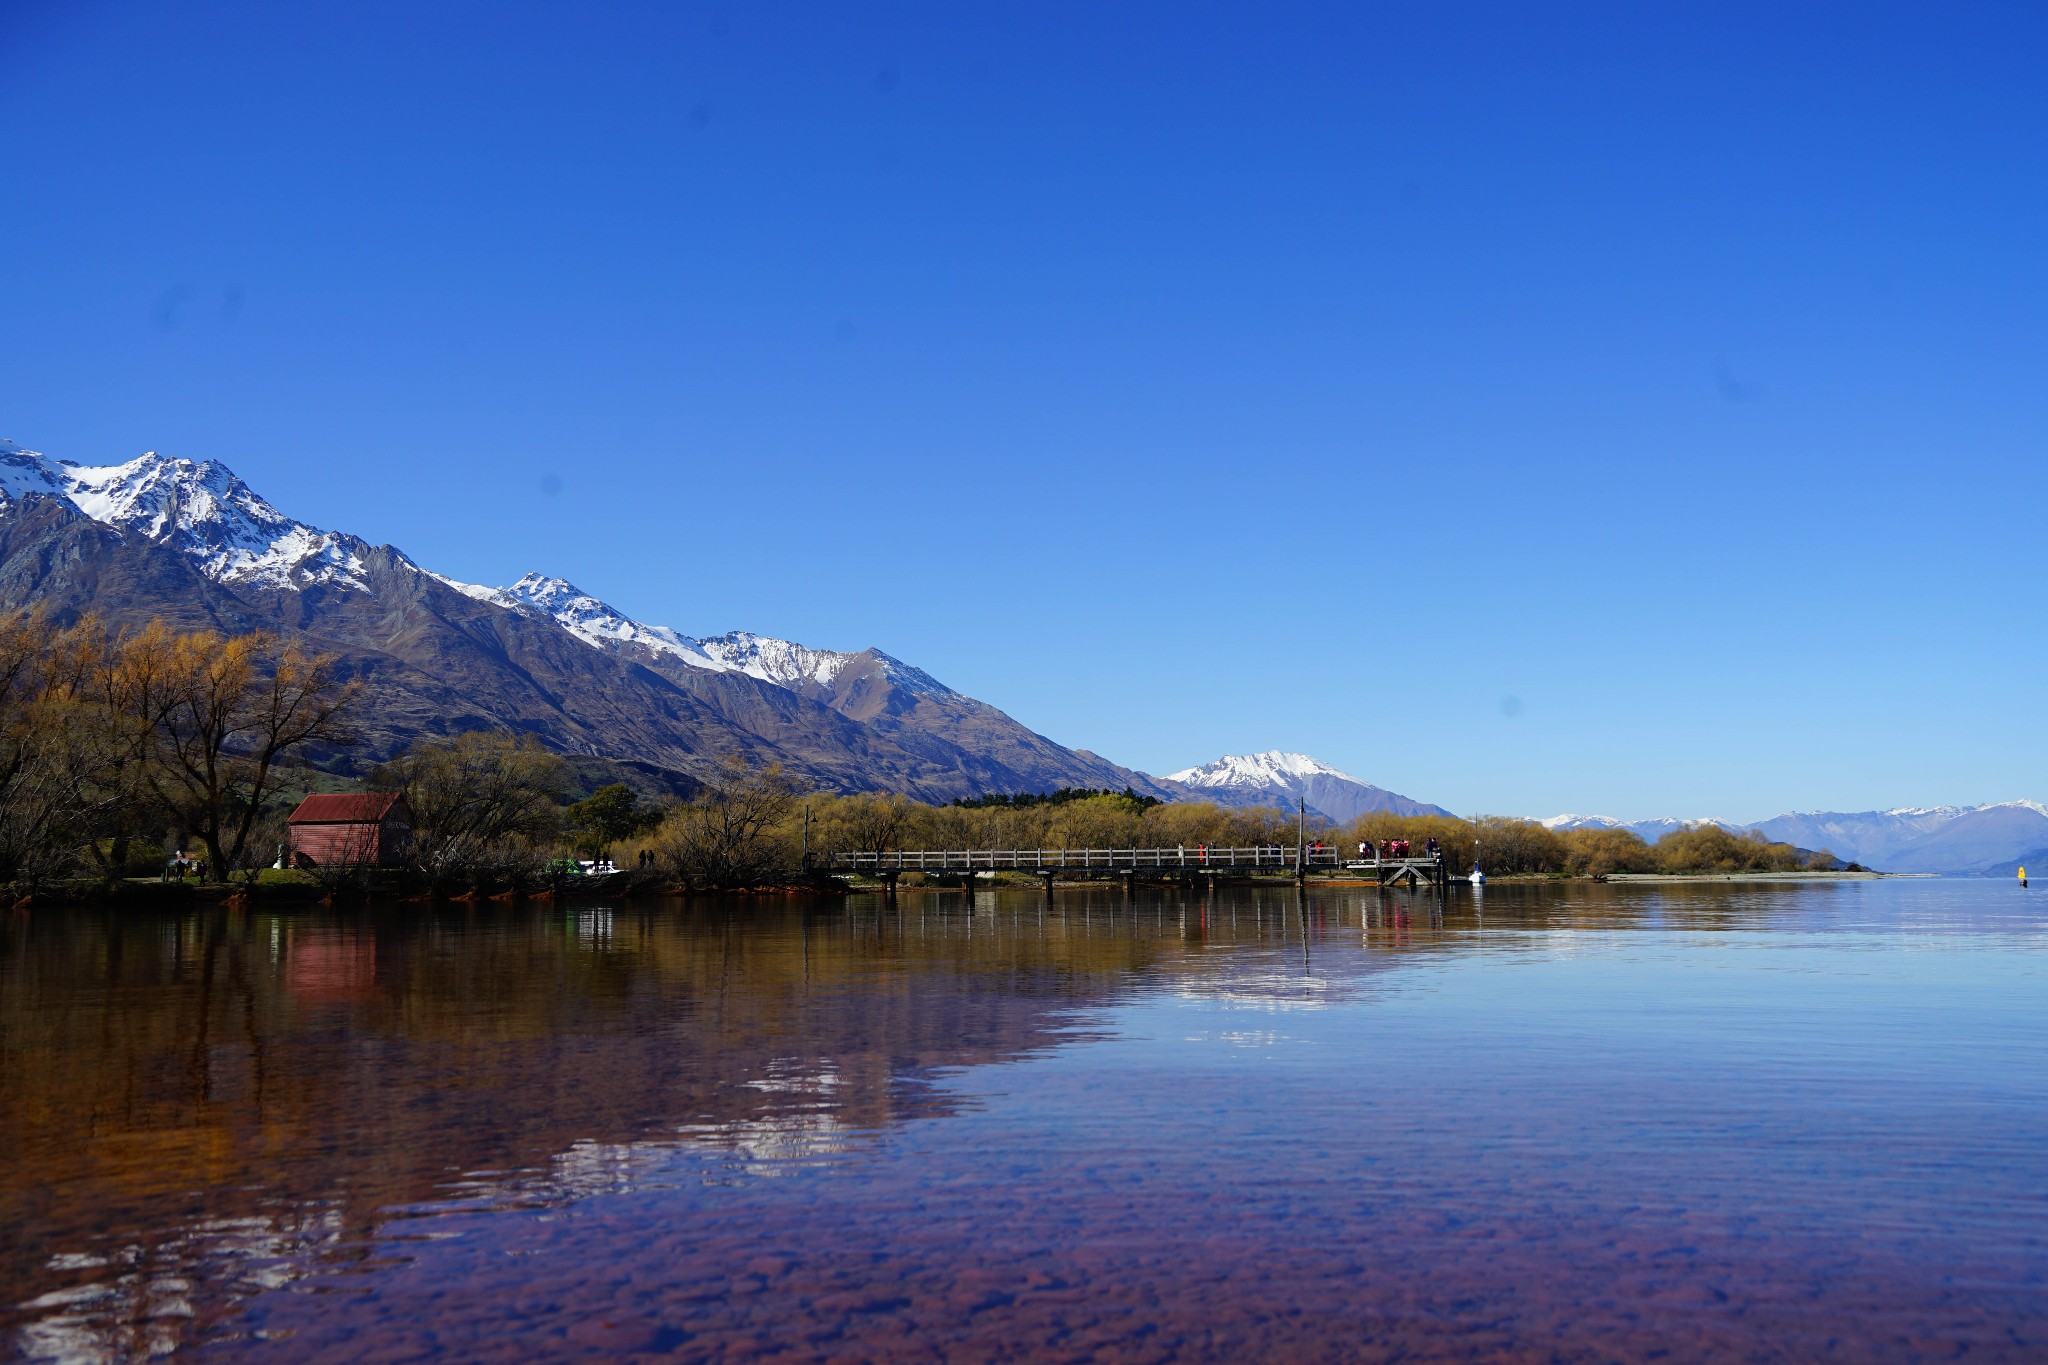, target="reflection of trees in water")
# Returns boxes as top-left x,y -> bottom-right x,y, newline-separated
0,885 -> 1725,1357
0,897 -> 1185,1355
